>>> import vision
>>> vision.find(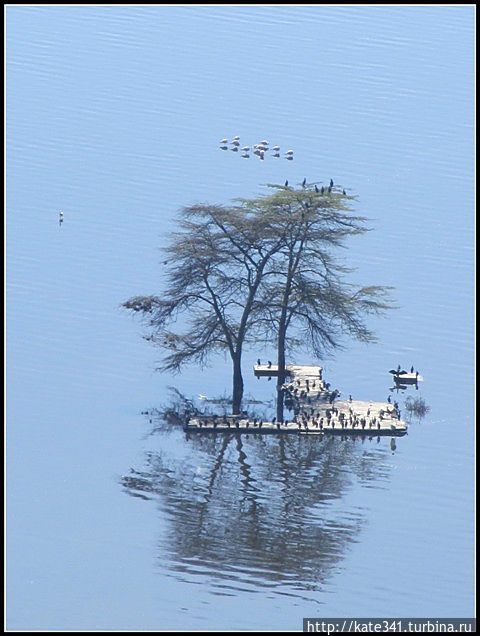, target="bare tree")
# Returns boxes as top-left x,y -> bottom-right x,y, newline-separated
123,203 -> 289,414
251,183 -> 394,422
